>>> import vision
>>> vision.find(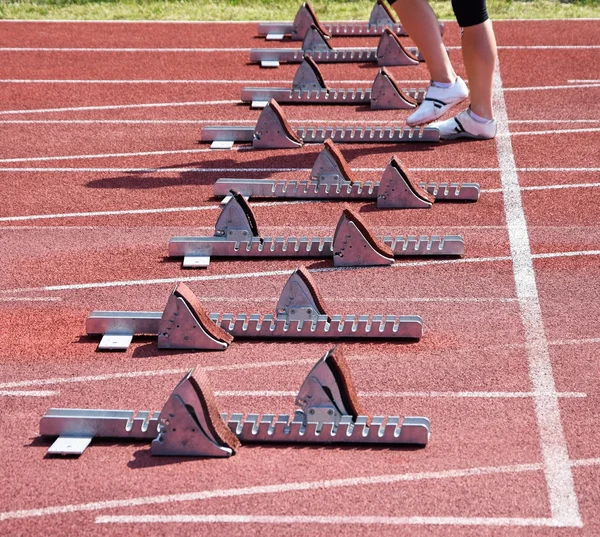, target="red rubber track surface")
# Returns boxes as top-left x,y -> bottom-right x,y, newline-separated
0,18 -> 599,537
